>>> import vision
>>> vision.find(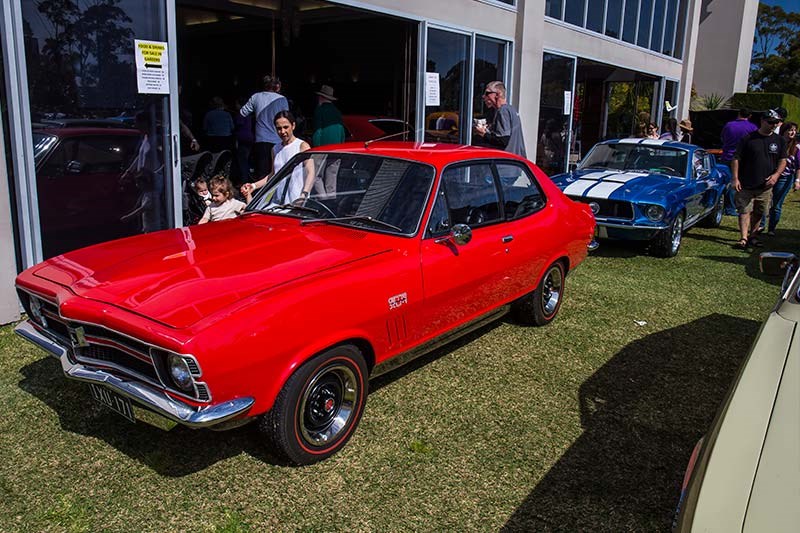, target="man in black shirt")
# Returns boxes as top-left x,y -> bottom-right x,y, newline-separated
732,109 -> 787,248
